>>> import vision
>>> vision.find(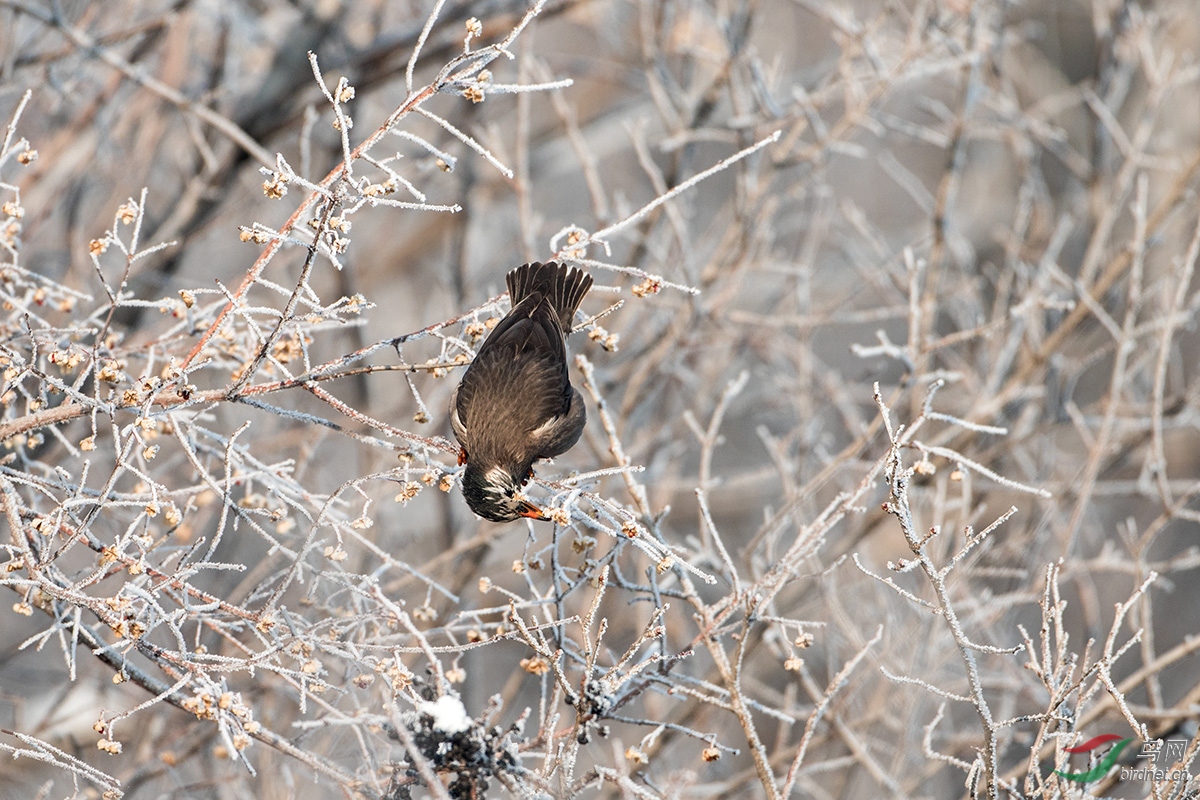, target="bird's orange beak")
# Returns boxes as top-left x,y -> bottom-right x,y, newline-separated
517,499 -> 546,520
